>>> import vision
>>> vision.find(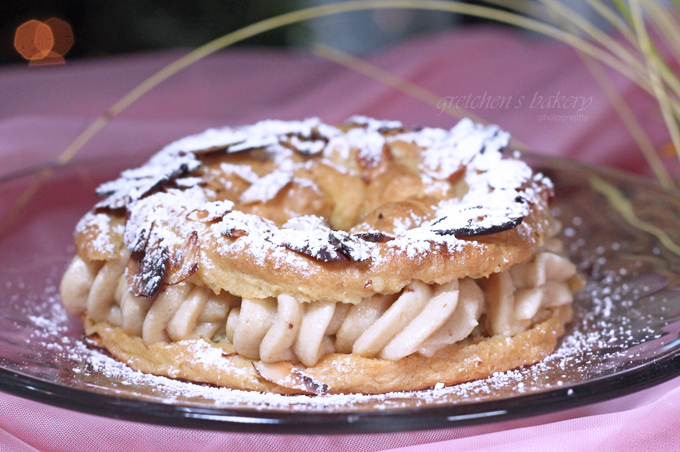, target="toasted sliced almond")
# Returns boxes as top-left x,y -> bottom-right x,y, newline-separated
252,361 -> 329,395
166,231 -> 200,285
